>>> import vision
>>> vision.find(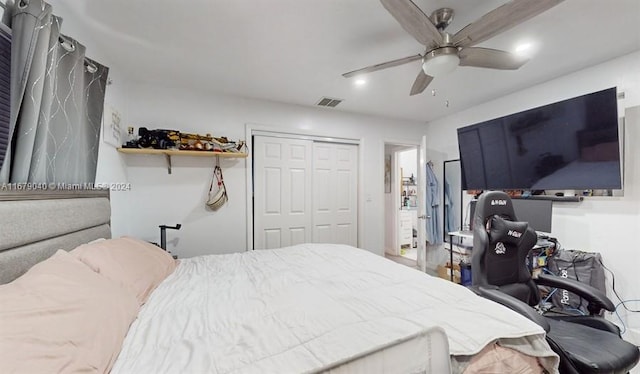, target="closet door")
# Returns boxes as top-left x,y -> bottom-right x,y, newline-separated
312,142 -> 358,246
253,136 -> 313,249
